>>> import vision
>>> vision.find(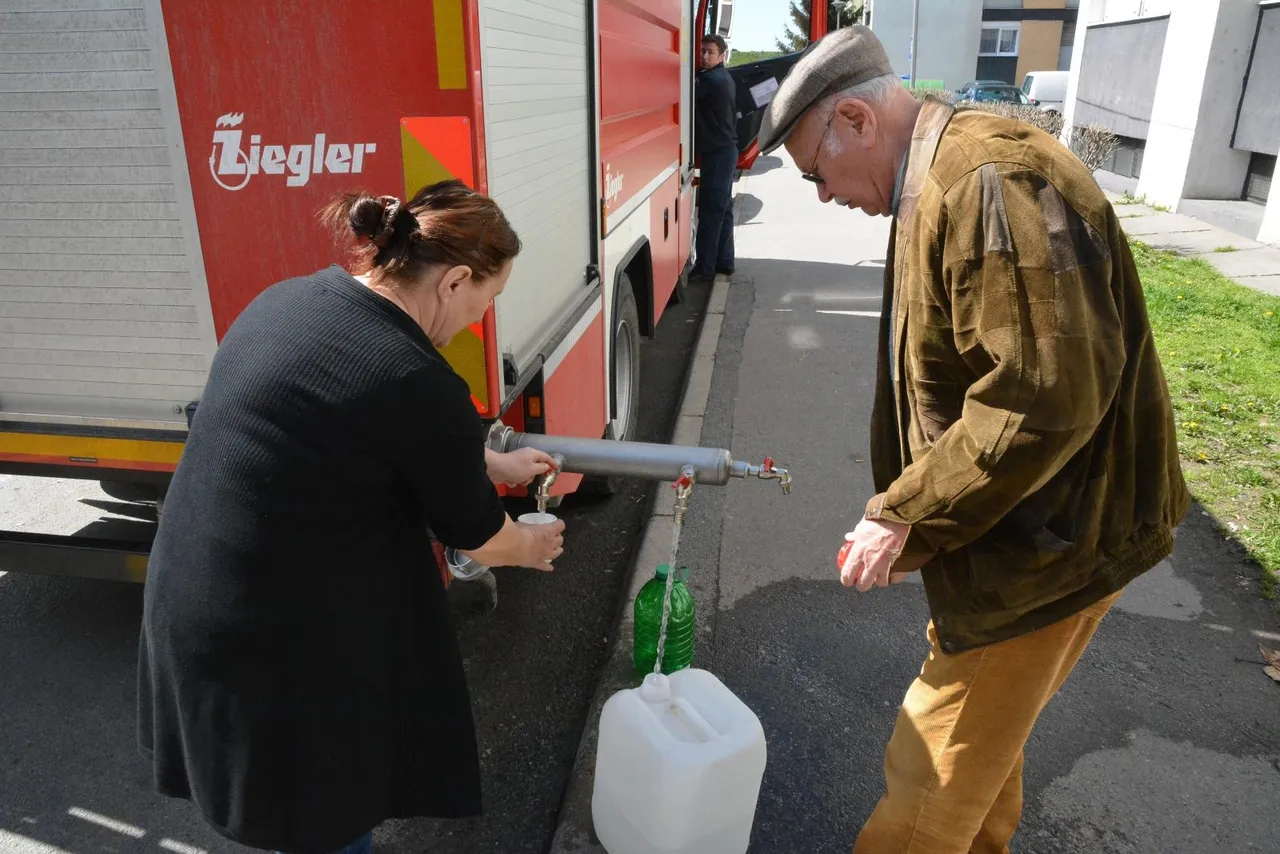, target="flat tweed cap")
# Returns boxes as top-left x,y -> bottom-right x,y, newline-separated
758,26 -> 895,154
